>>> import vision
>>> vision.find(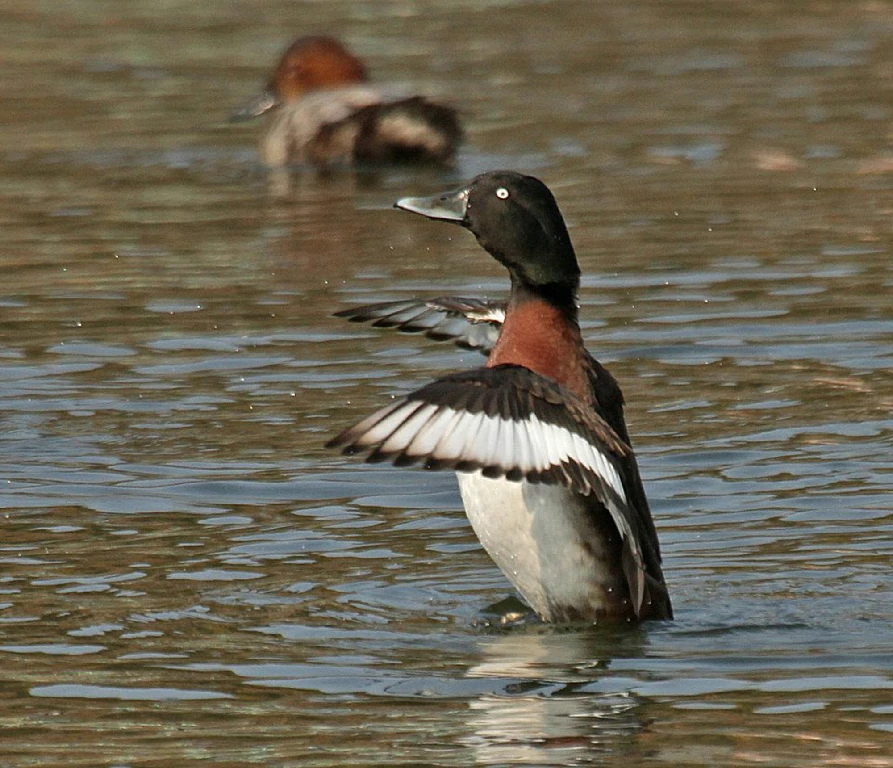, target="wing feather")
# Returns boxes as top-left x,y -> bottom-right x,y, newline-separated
334,297 -> 505,353
376,402 -> 439,455
327,365 -> 629,505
